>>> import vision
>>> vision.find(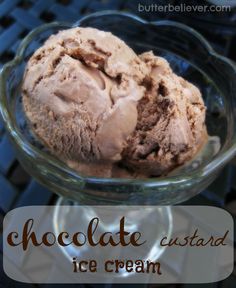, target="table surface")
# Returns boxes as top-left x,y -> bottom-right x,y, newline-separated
0,1 -> 236,287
